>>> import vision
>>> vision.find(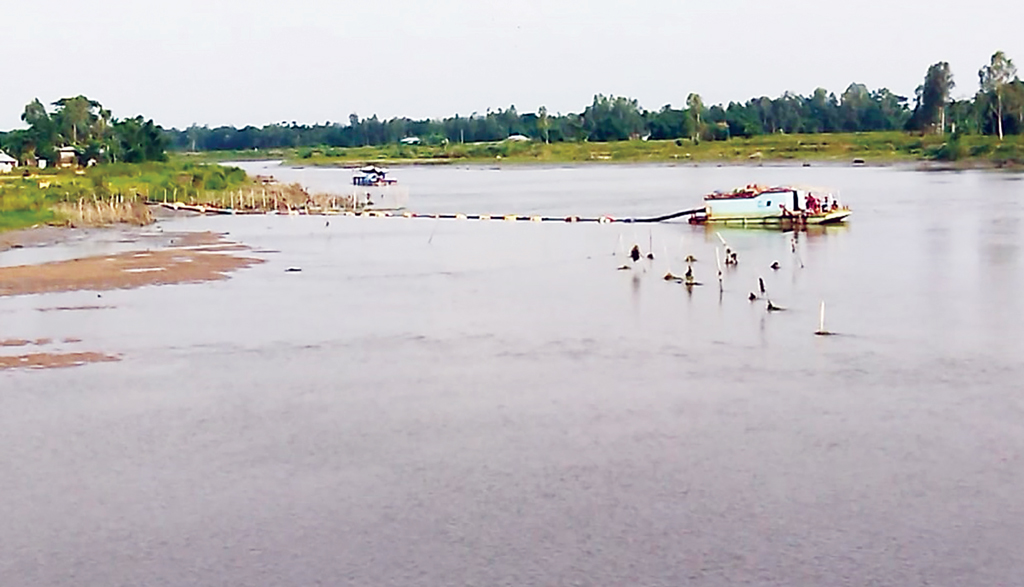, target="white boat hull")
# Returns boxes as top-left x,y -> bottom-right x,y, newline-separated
697,186 -> 850,225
